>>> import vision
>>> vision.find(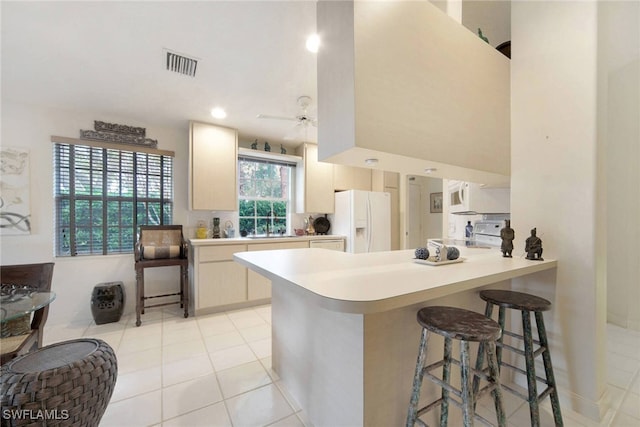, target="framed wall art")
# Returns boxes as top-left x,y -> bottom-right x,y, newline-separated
0,147 -> 31,235
430,192 -> 443,213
